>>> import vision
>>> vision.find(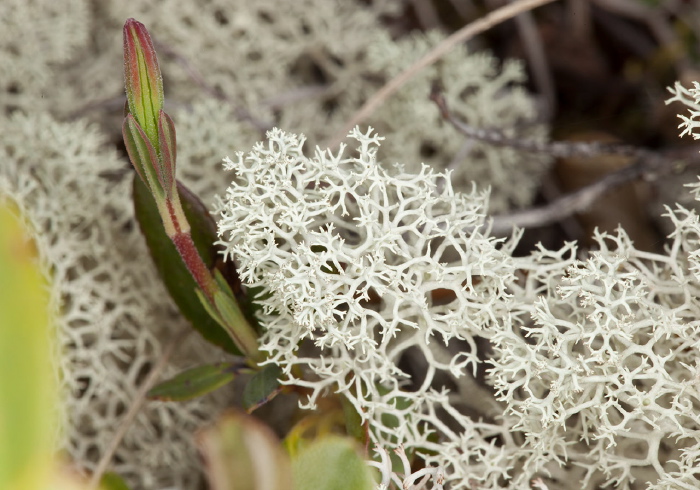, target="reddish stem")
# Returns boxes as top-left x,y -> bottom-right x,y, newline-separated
171,231 -> 216,302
